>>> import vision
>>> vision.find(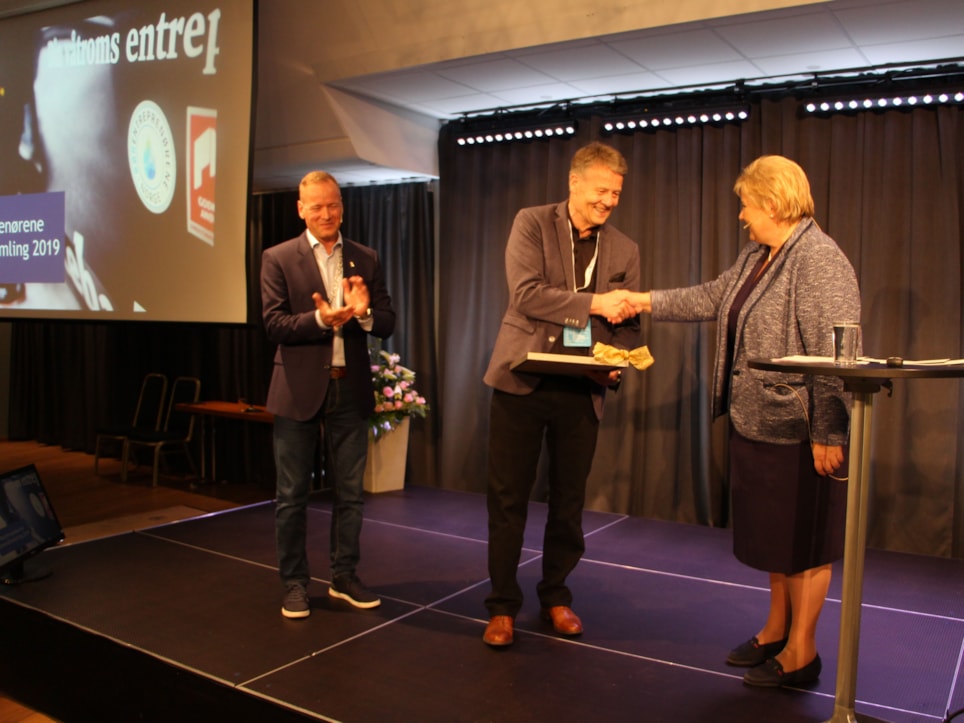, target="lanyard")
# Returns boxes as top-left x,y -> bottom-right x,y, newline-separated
568,221 -> 599,292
